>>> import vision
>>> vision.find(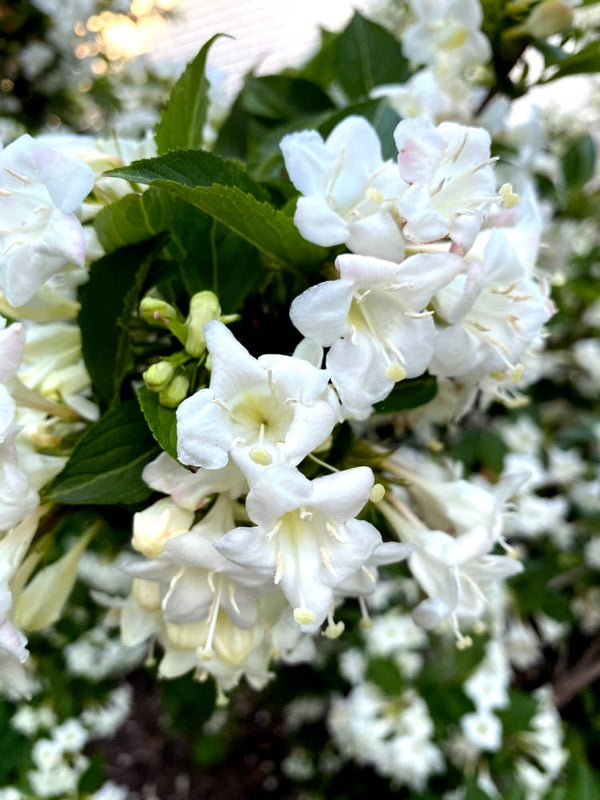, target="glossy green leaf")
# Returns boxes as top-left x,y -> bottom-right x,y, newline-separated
155,34 -> 228,154
107,148 -> 269,200
374,376 -> 438,414
79,236 -> 168,407
109,153 -> 327,269
334,12 -> 409,101
138,385 -> 179,461
43,400 -> 159,505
